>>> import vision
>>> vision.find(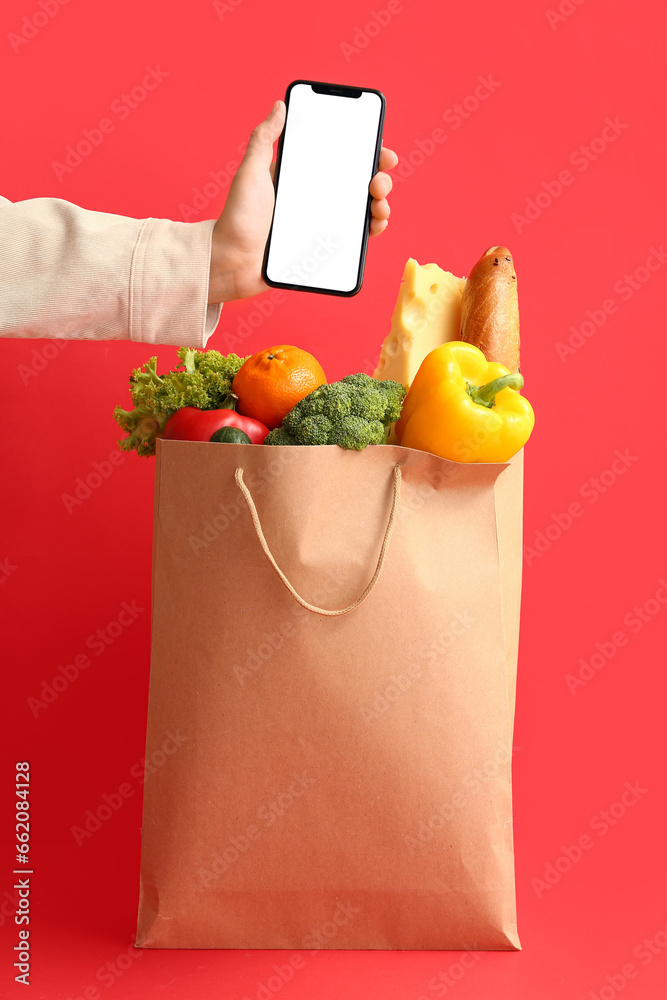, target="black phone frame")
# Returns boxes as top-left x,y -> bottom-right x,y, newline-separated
261,79 -> 386,298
